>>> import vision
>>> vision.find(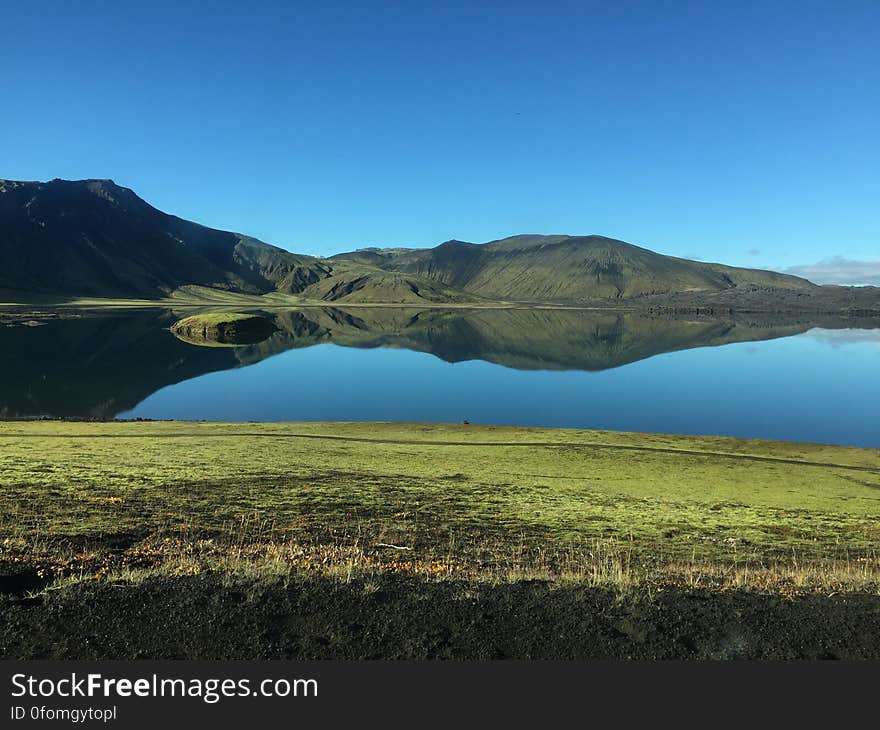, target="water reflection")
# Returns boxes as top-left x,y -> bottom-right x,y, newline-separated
1,307 -> 877,446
